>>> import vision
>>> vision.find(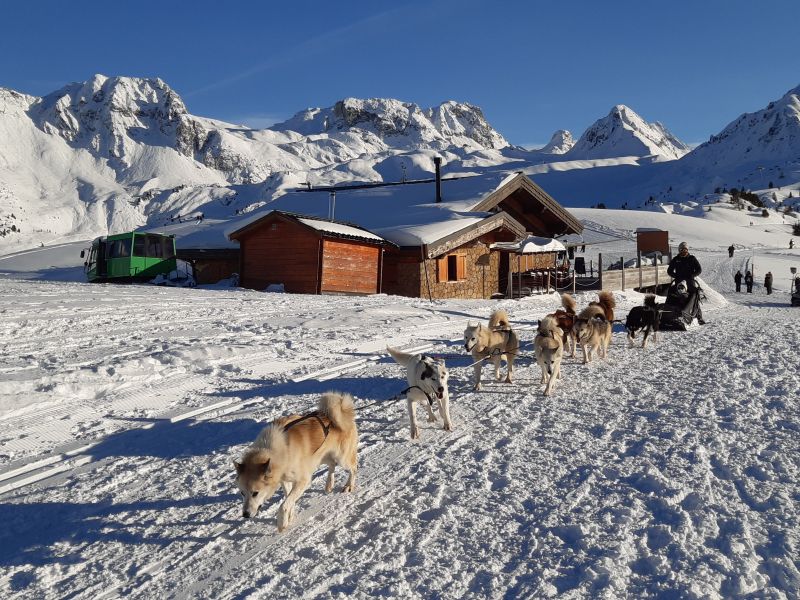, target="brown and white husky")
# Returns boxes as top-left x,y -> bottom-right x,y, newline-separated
234,392 -> 358,532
